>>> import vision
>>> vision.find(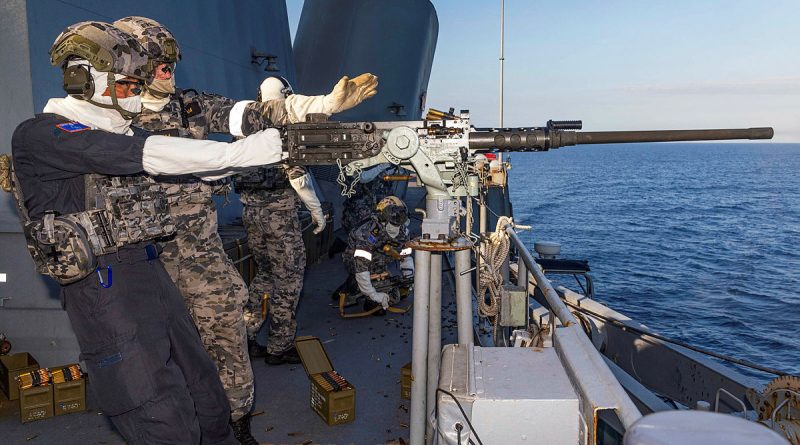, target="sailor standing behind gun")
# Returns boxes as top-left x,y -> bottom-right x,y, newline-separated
335,196 -> 415,313
114,16 -> 378,444
115,17 -> 266,443
9,21 -> 288,444
238,75 -> 378,365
